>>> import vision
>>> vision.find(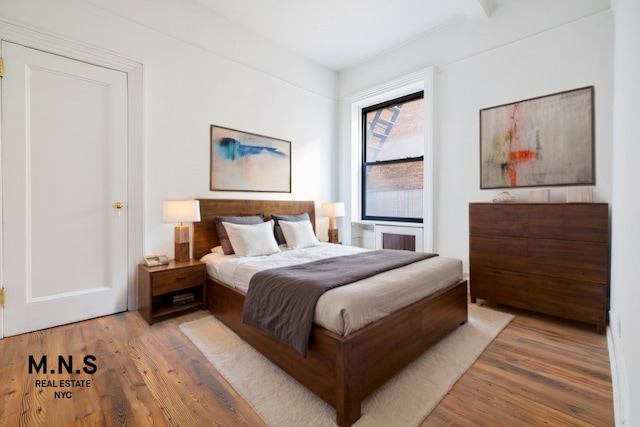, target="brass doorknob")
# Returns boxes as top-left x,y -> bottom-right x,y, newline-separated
114,202 -> 124,209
